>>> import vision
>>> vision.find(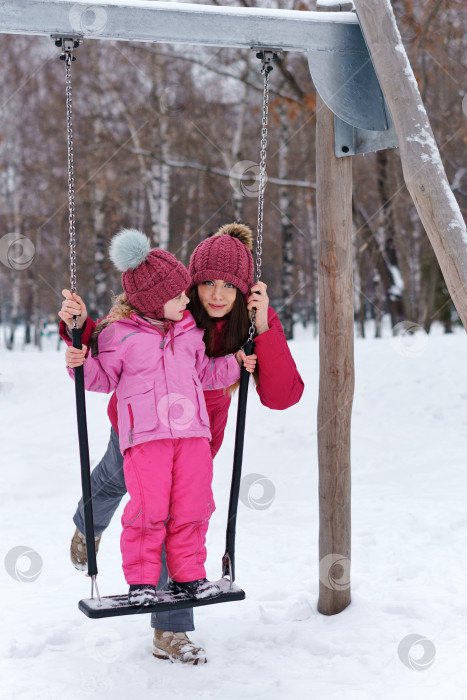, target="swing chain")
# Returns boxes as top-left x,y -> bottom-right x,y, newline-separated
65,55 -> 77,307
247,51 -> 275,344
56,38 -> 80,326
